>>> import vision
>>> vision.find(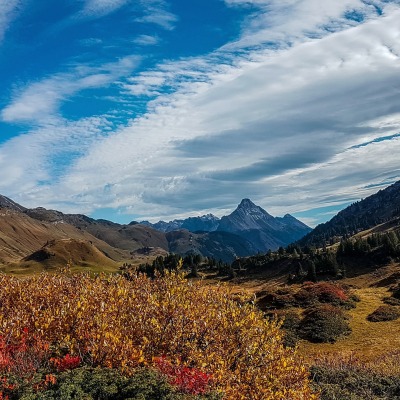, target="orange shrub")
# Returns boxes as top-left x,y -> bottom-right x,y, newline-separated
0,271 -> 317,399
